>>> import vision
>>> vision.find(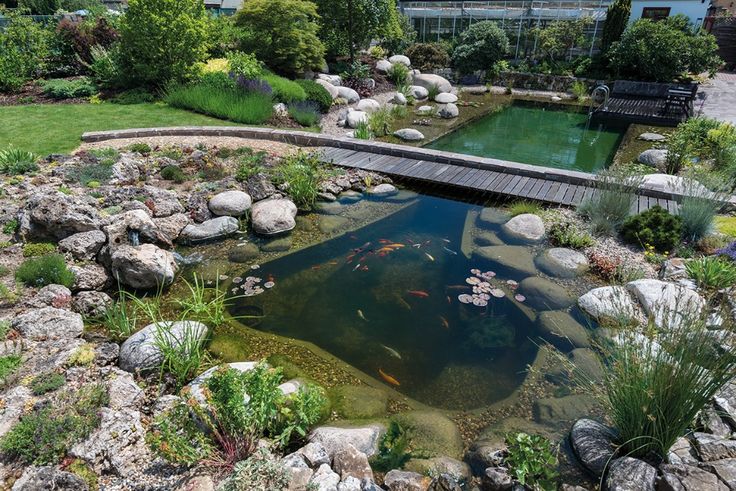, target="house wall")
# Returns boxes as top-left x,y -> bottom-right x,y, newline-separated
630,0 -> 710,26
